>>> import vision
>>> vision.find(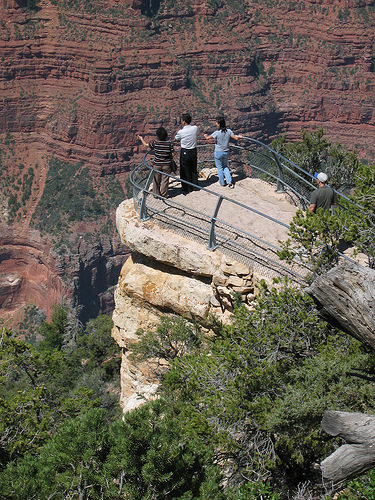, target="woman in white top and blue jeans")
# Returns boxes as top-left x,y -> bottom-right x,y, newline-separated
204,117 -> 242,188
